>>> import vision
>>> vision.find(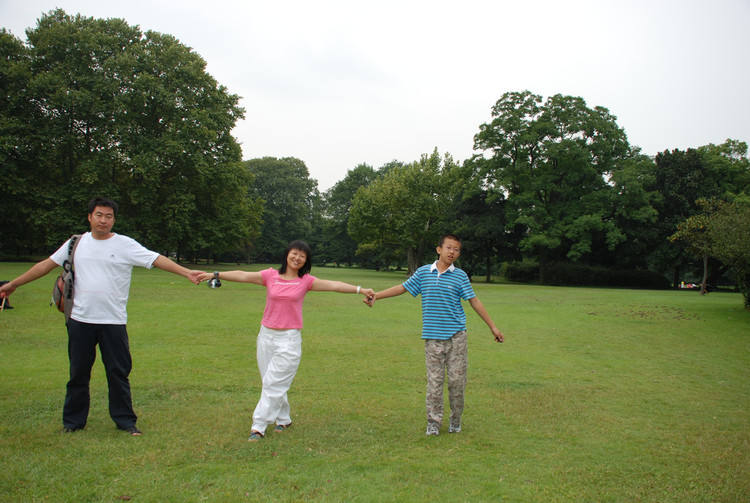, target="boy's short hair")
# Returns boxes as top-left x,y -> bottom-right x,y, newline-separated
438,234 -> 462,248
88,198 -> 118,217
